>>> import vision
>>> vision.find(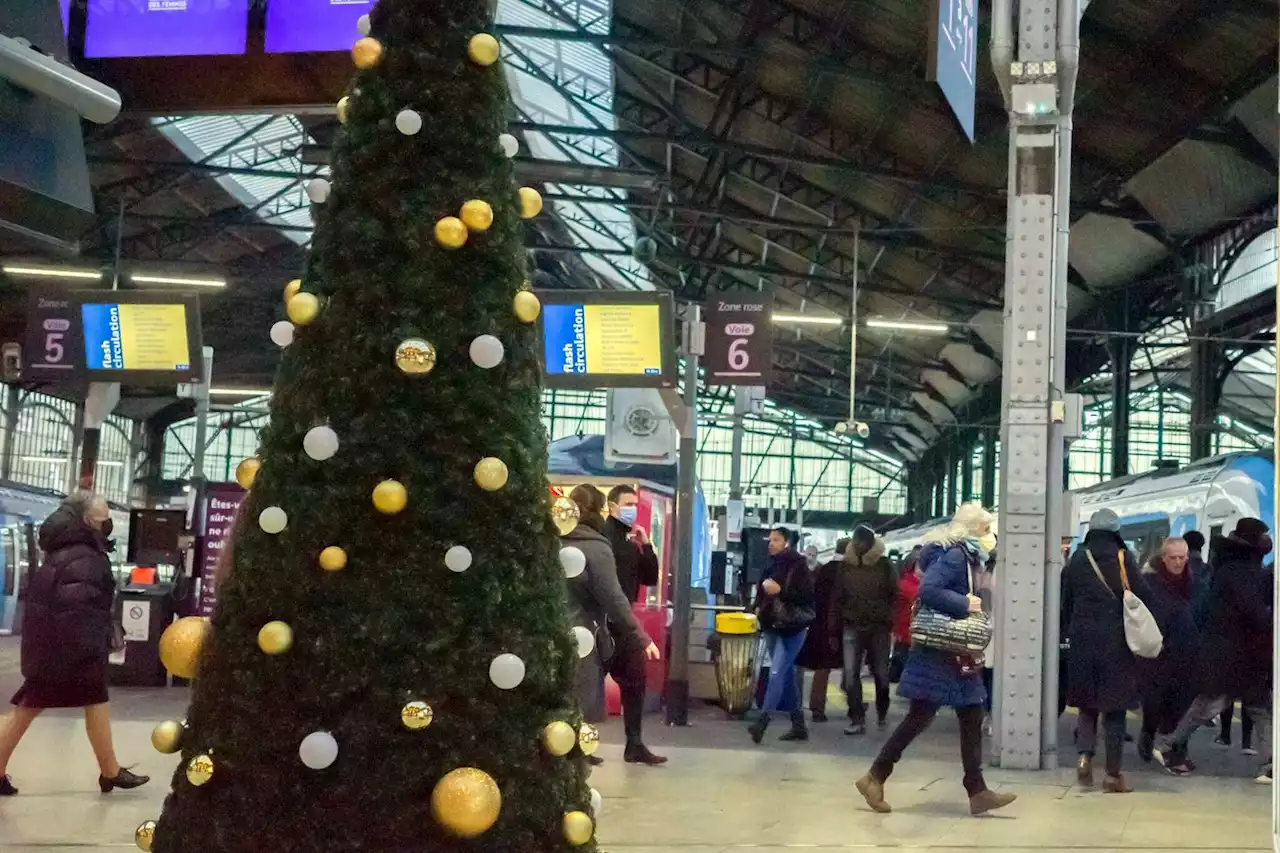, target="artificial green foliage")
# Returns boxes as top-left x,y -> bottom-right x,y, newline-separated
150,3 -> 596,851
